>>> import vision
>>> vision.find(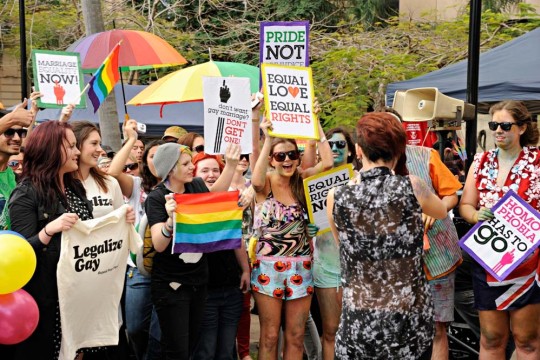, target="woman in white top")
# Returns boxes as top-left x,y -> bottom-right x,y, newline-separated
70,120 -> 133,358
71,121 -> 124,217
